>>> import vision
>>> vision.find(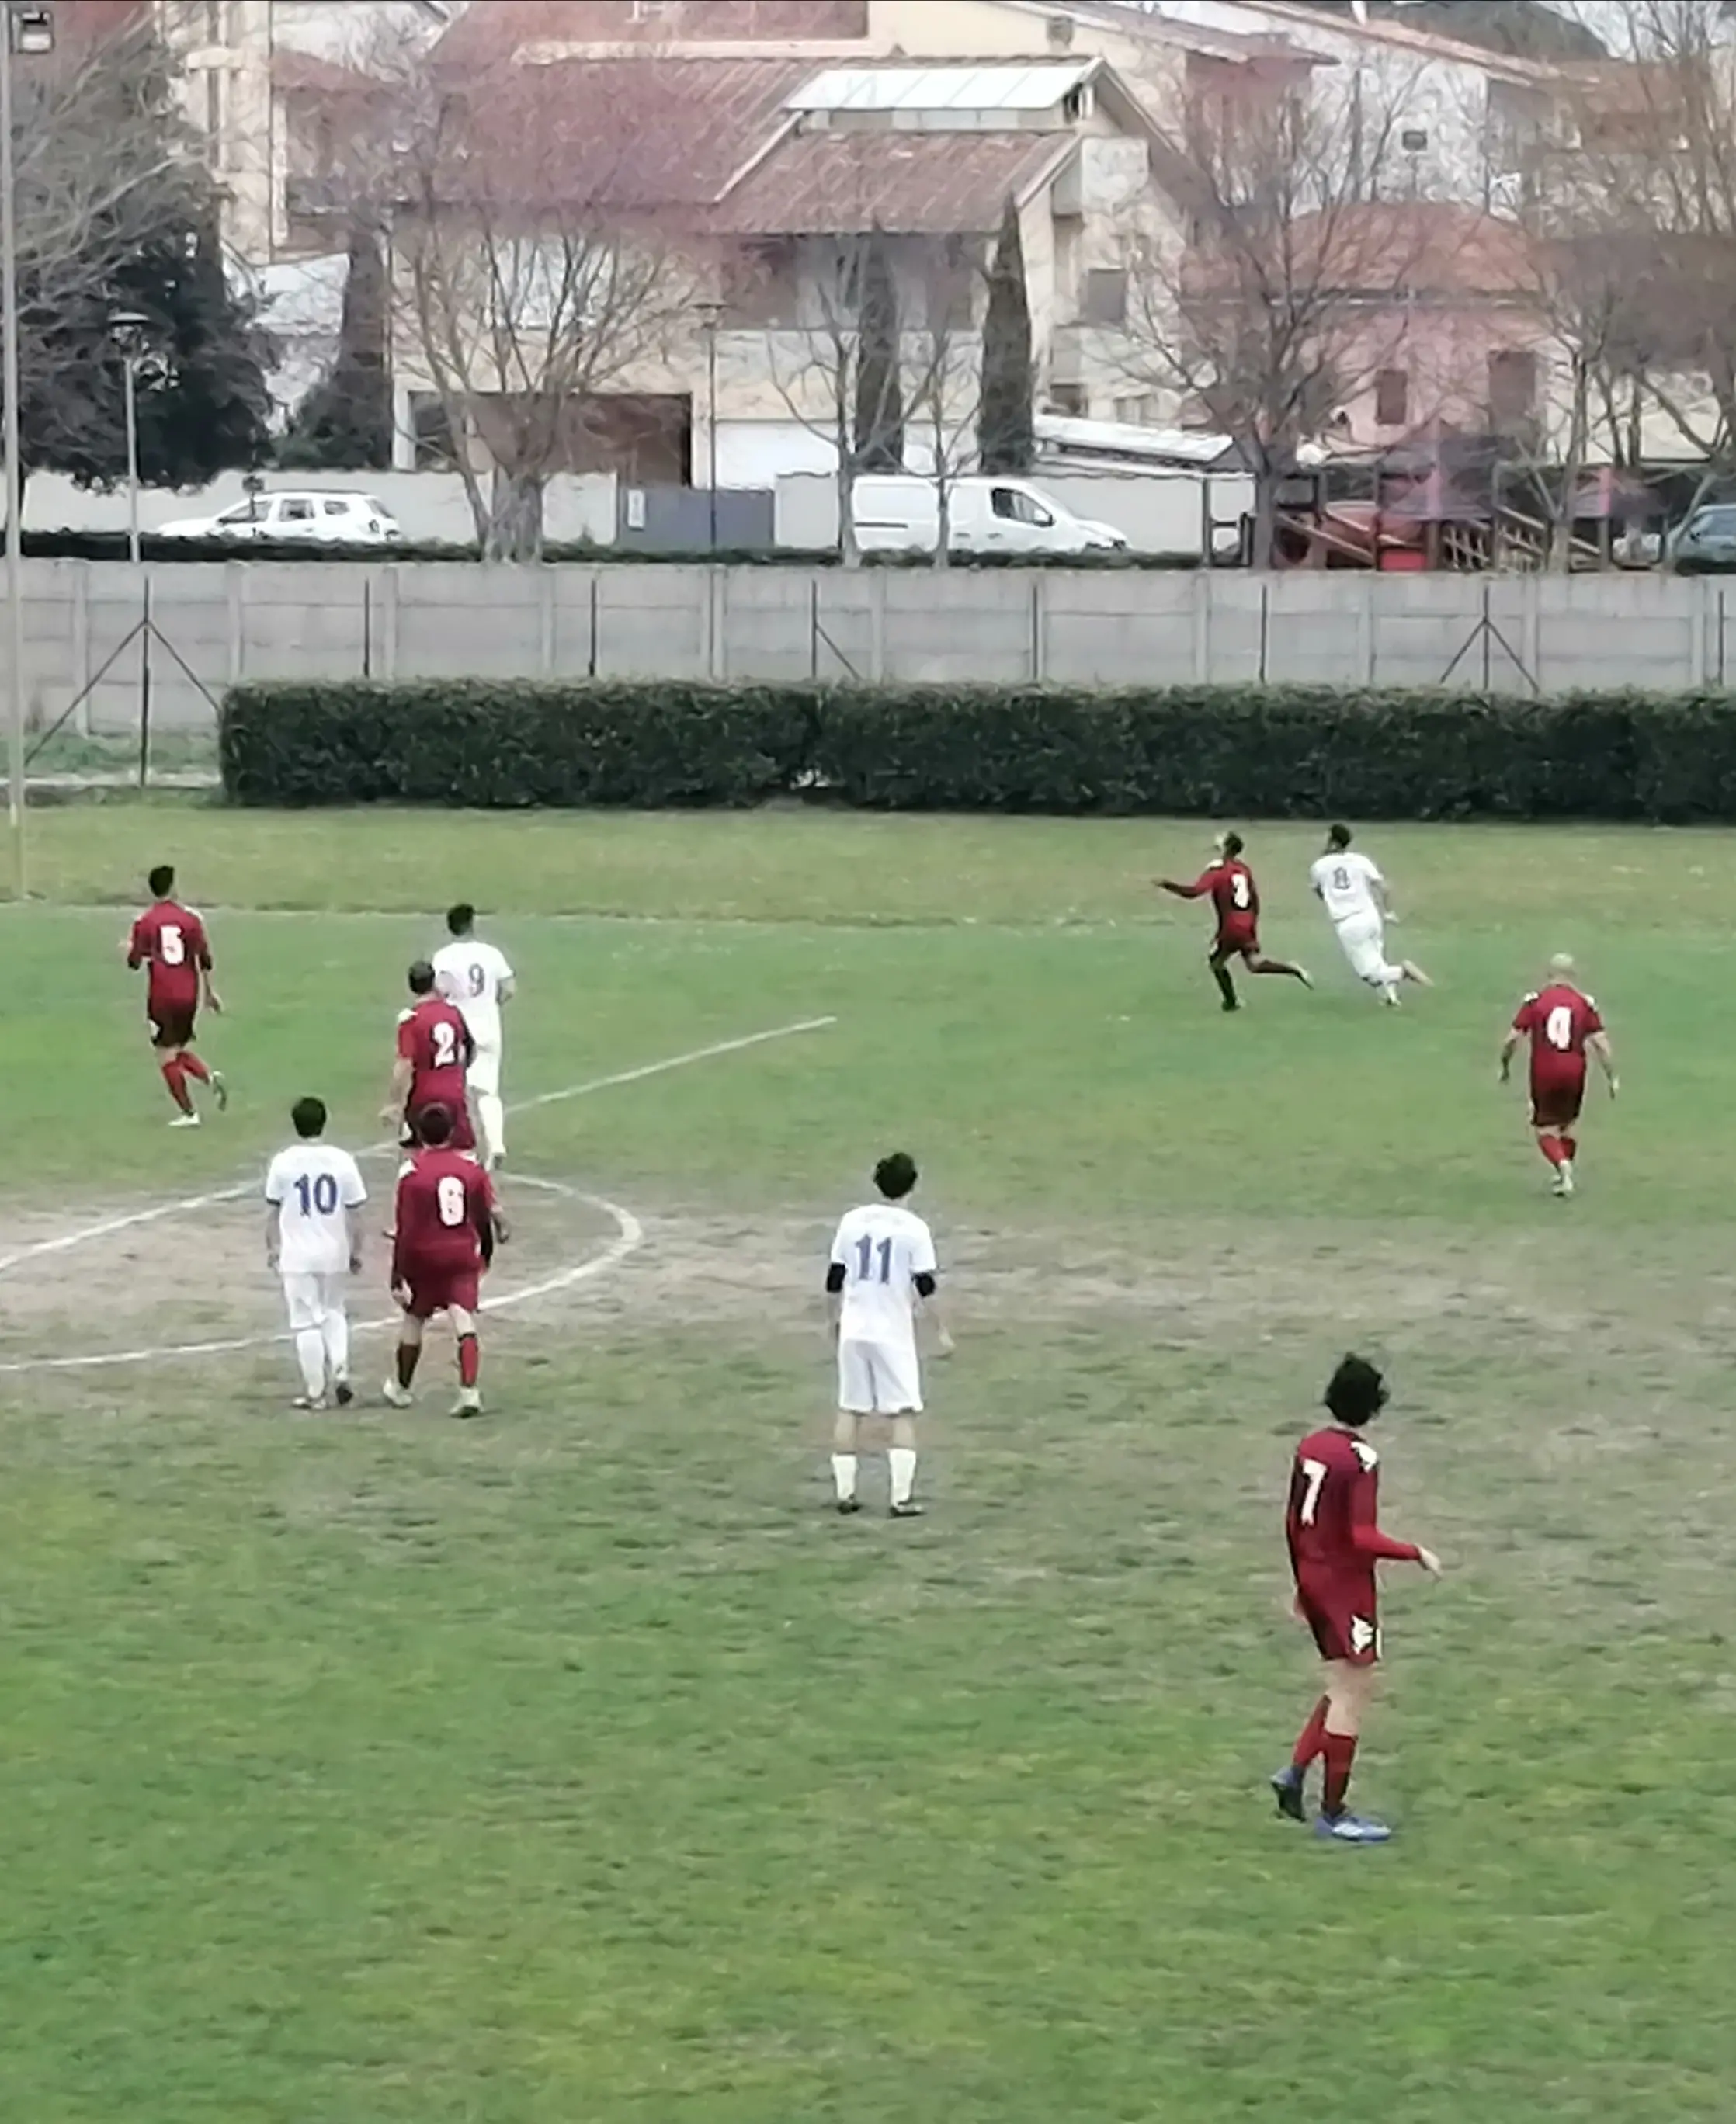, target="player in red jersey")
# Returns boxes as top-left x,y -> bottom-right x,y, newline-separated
124,863 -> 227,1126
1157,831 -> 1311,1012
1498,953 -> 1618,1198
381,1102 -> 497,1417
382,959 -> 477,1153
1271,1355 -> 1440,1845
